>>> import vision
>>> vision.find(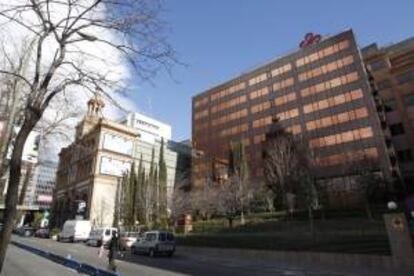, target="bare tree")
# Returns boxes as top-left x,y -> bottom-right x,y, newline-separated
216,177 -> 241,228
170,173 -> 191,233
354,158 -> 387,220
0,1 -> 175,270
191,179 -> 217,222
263,122 -> 319,234
228,140 -> 249,225
263,127 -> 299,215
